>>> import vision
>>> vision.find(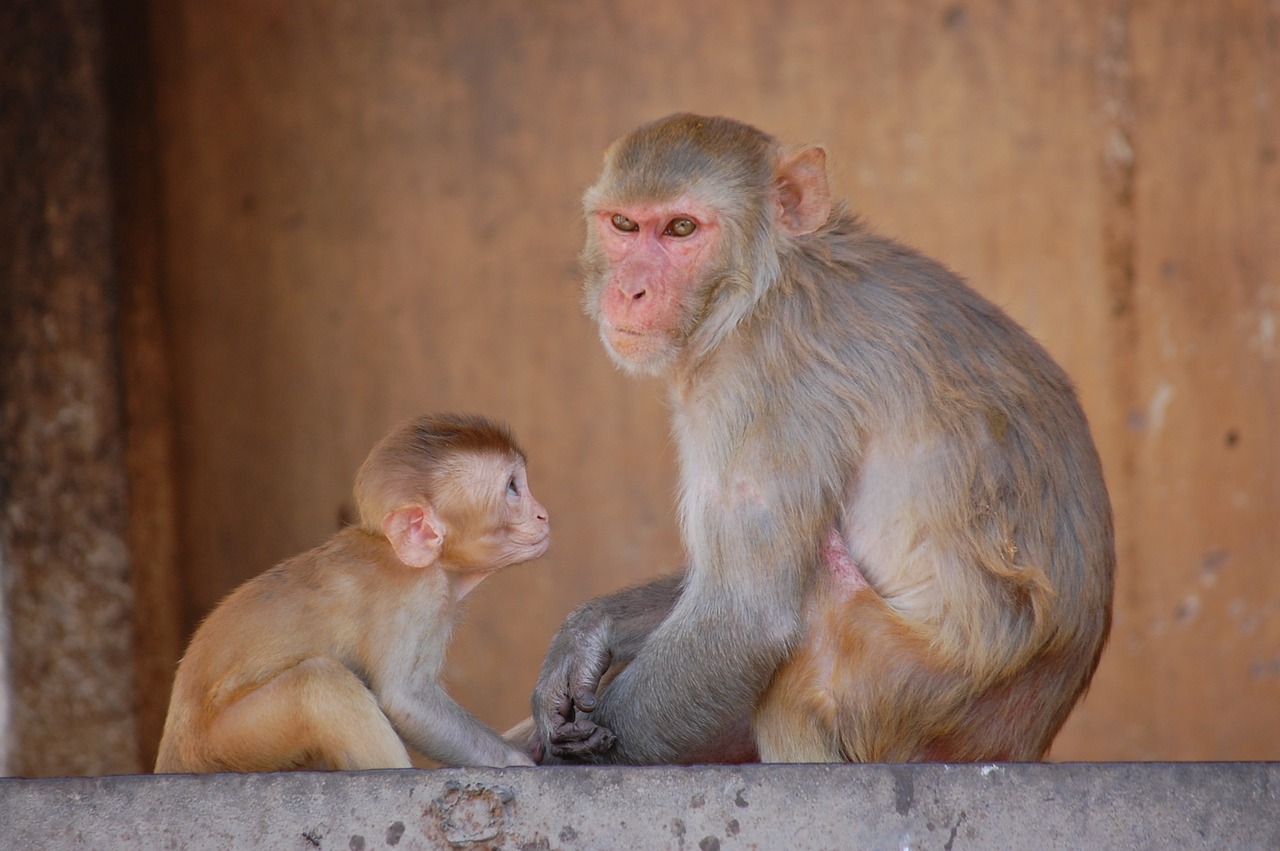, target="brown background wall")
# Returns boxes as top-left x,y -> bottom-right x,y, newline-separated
142,0 -> 1279,763
4,0 -> 1277,774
